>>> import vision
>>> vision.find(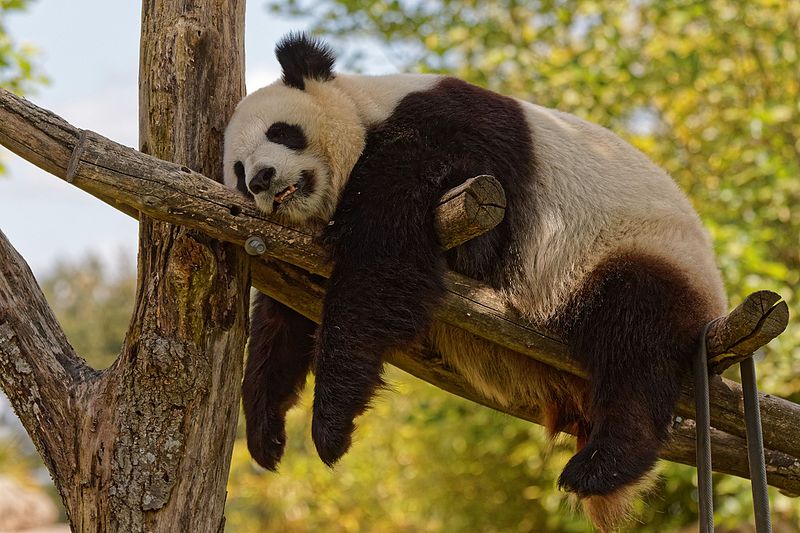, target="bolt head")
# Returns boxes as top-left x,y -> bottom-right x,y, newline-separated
244,236 -> 267,256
